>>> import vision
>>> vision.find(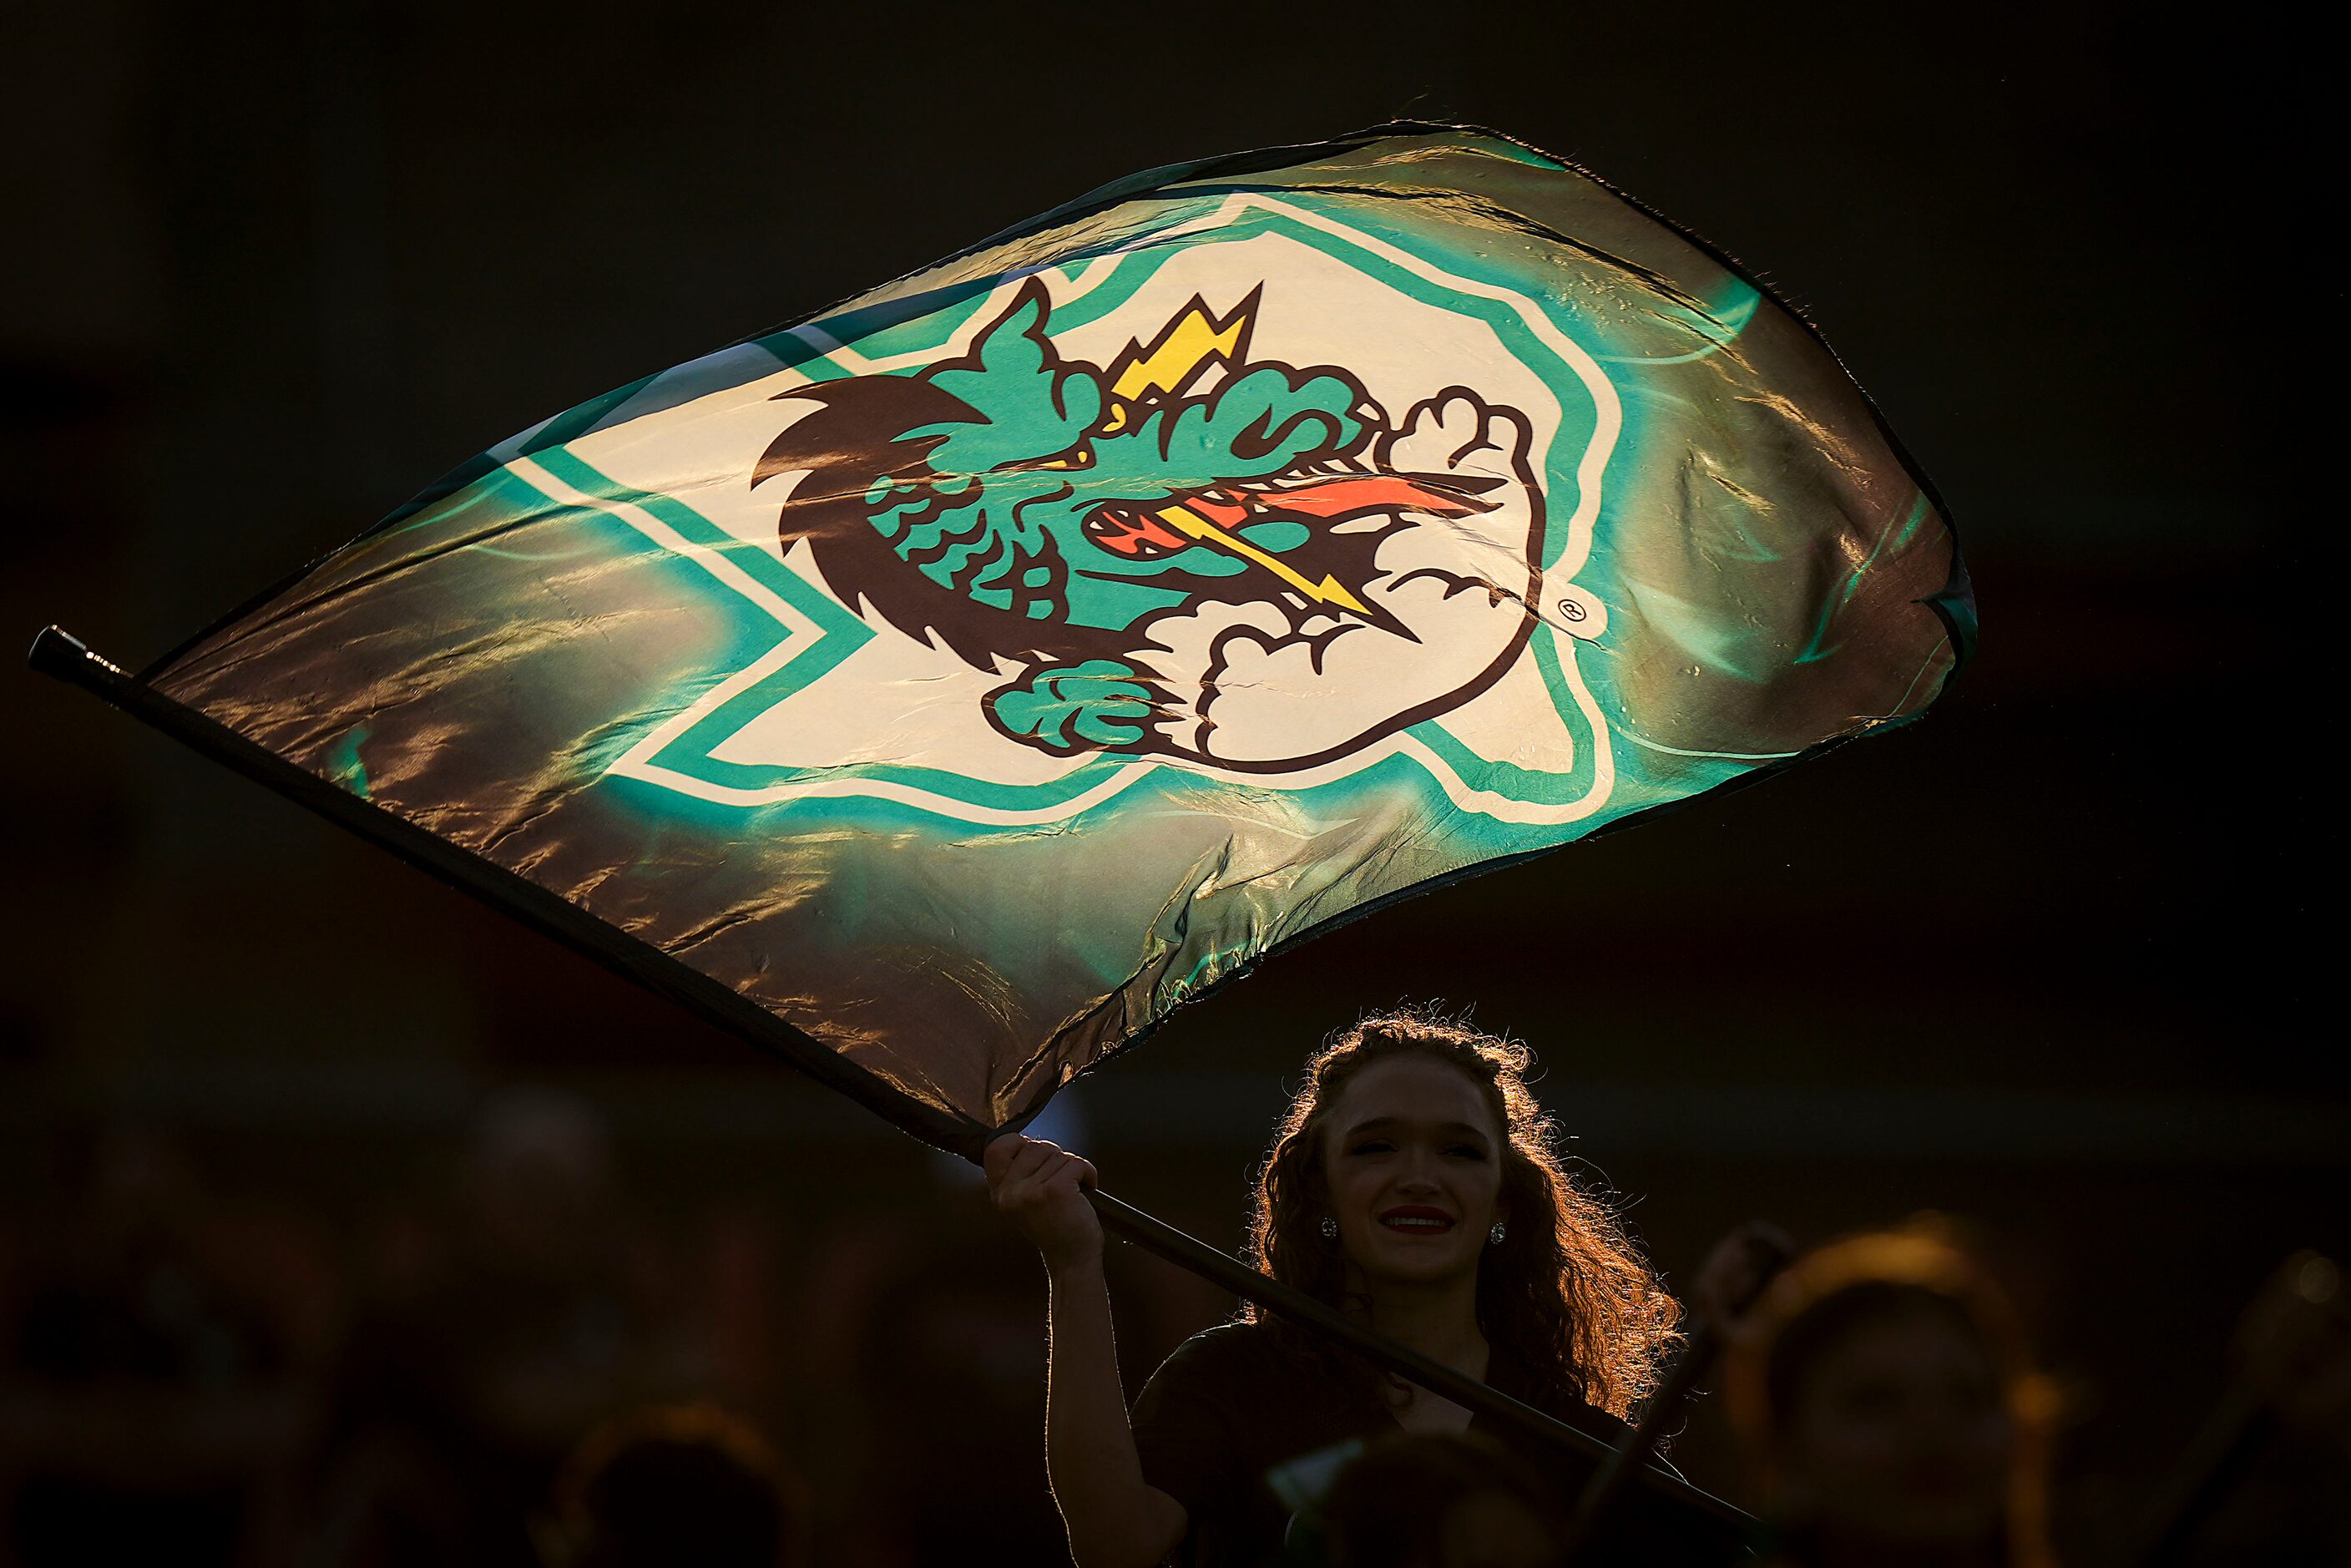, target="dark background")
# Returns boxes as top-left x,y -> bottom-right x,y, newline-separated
0,2 -> 2328,1563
